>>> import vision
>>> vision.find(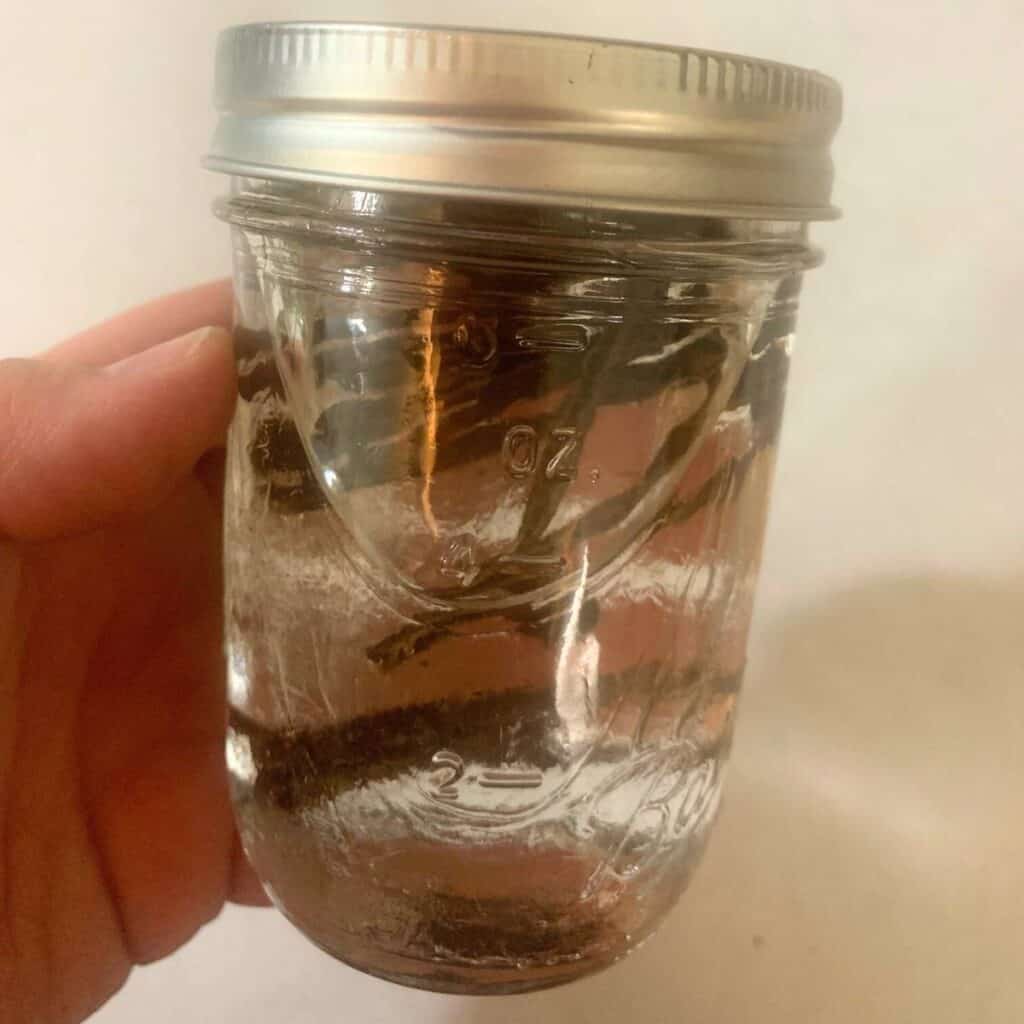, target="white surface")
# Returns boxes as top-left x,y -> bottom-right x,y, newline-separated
2,2 -> 1022,1022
